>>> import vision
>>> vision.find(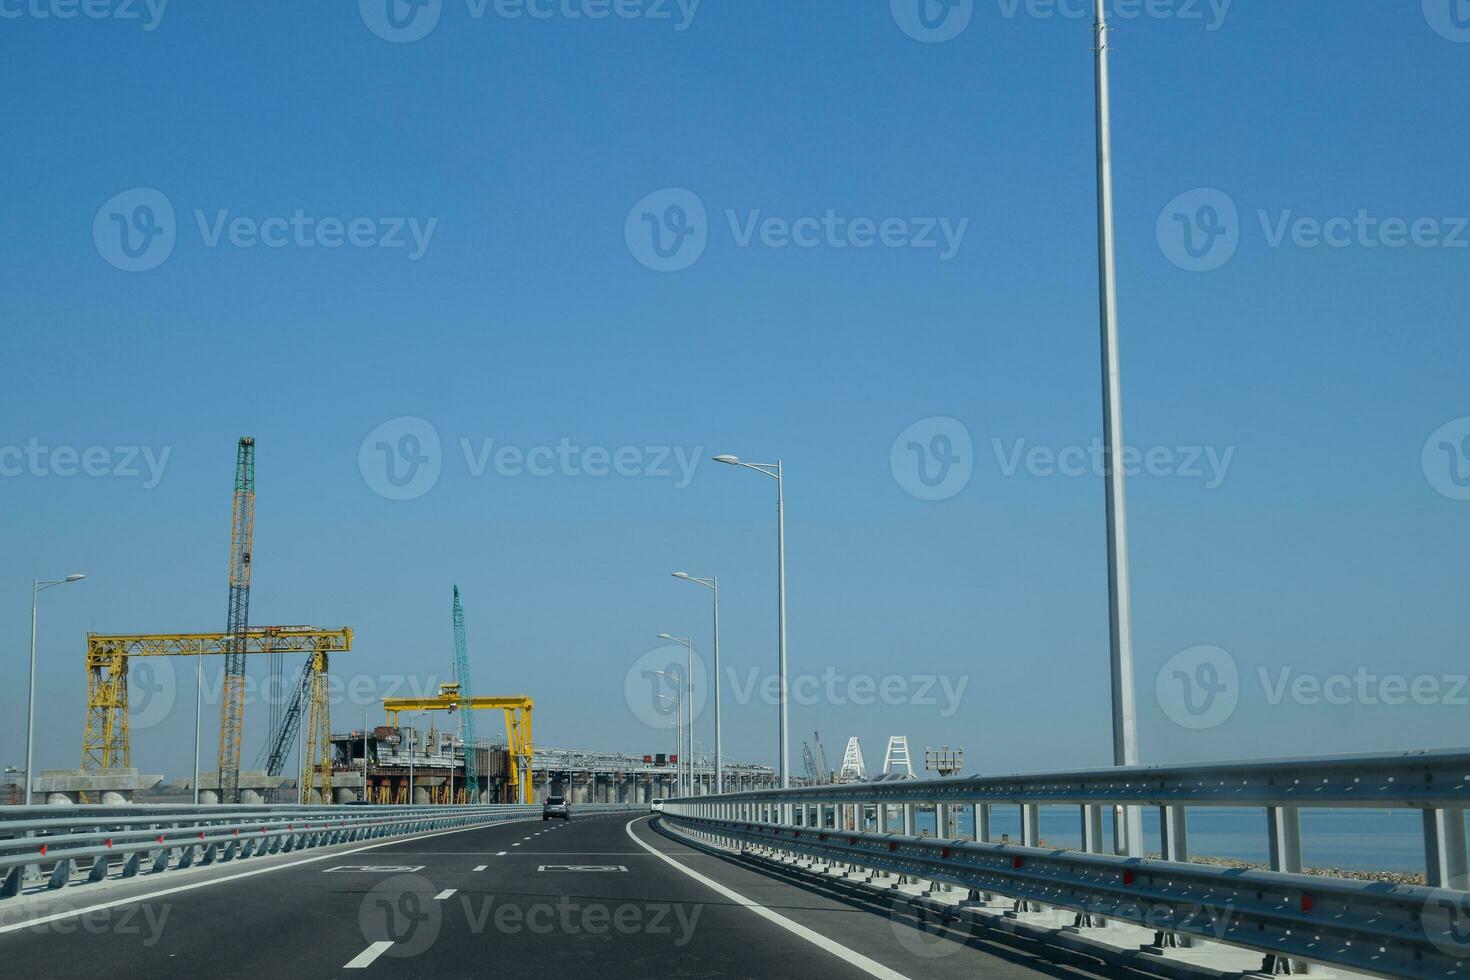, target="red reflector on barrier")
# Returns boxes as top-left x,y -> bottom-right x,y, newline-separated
849,837 -> 857,846
1123,871 -> 1135,886
1301,894 -> 1313,913
1013,857 -> 1024,869
38,845 -> 47,856
818,834 -> 827,842
889,842 -> 898,852
941,847 -> 951,859
156,836 -> 164,844
198,832 -> 206,840
105,839 -> 113,848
